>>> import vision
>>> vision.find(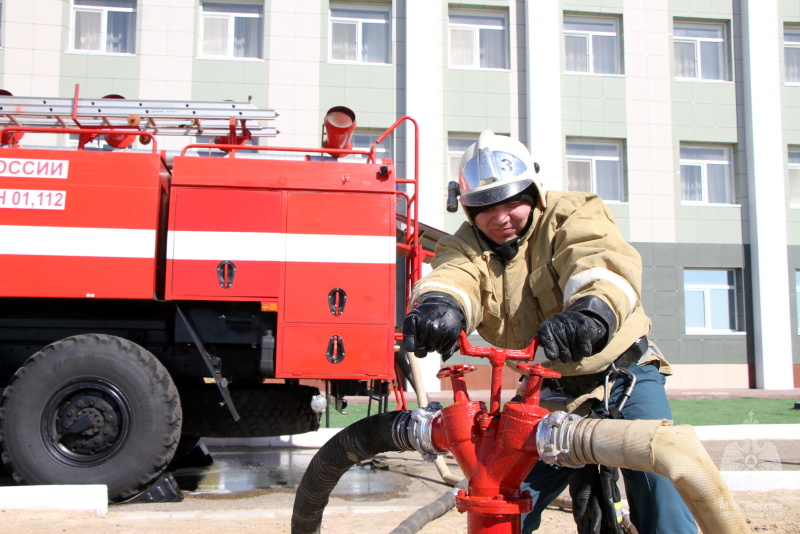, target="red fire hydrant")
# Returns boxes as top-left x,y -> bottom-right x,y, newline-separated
428,333 -> 560,534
